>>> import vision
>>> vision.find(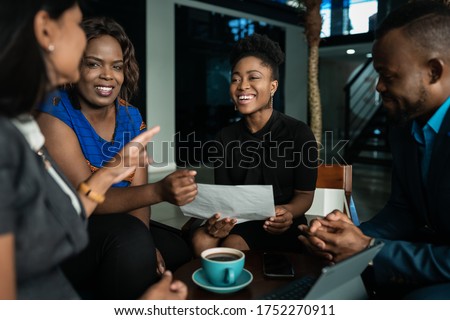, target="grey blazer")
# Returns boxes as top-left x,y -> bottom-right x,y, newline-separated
0,117 -> 88,299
